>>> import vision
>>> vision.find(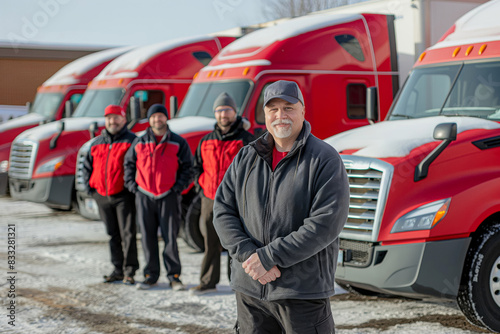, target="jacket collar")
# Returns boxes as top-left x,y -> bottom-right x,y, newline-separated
250,120 -> 311,165
102,124 -> 129,142
214,116 -> 245,140
146,125 -> 170,144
